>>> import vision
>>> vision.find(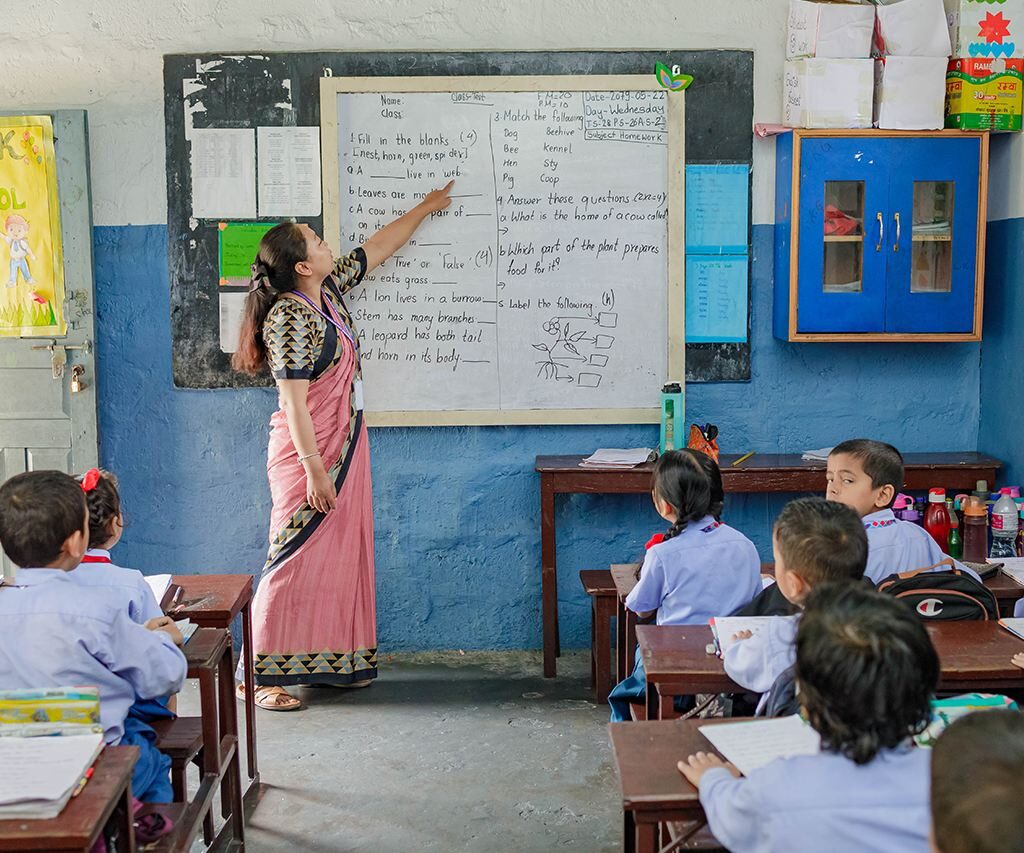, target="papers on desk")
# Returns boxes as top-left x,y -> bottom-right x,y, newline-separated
579,448 -> 657,469
800,447 -> 833,462
997,559 -> 1024,586
0,733 -> 104,819
699,715 -> 820,776
175,618 -> 198,644
709,616 -> 778,655
998,618 -> 1024,642
145,574 -> 172,605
